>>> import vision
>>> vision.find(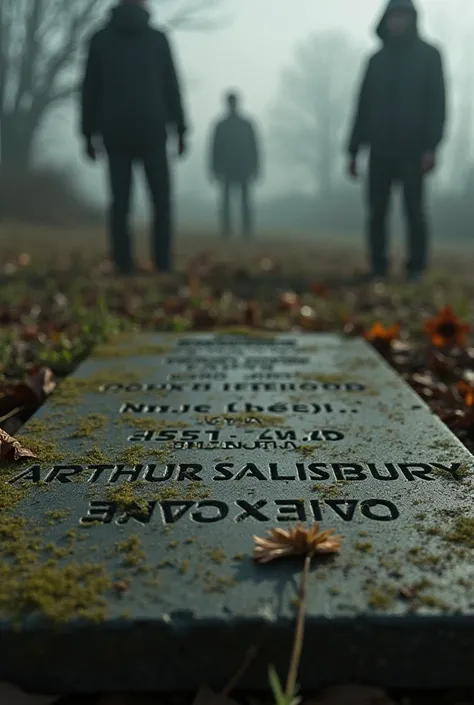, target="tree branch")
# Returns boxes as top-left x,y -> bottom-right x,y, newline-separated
31,0 -> 104,116
158,0 -> 228,31
14,0 -> 47,111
